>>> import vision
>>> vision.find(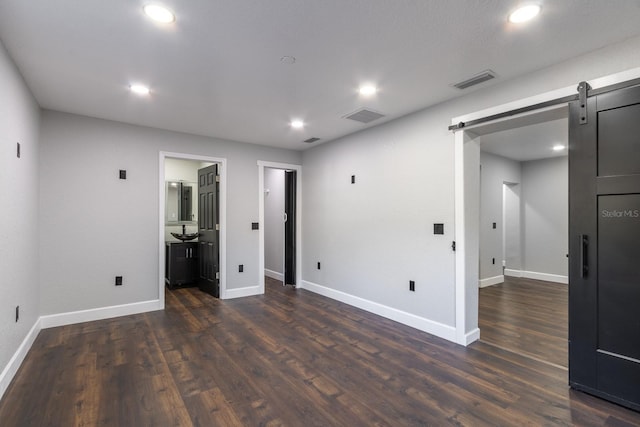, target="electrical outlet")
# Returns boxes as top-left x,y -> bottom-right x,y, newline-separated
239,264 -> 244,273
317,262 -> 321,270
351,175 -> 356,184
409,280 -> 415,292
15,306 -> 19,322
492,222 -> 496,229
115,276 -> 123,286
119,170 -> 127,179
